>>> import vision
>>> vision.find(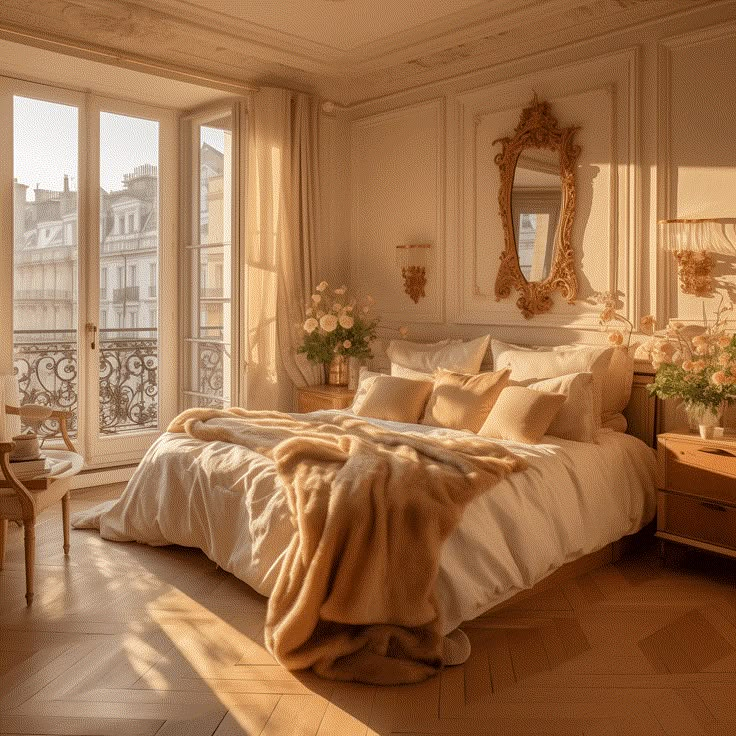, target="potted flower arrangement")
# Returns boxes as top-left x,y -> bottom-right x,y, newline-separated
640,298 -> 736,438
298,281 -> 381,386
